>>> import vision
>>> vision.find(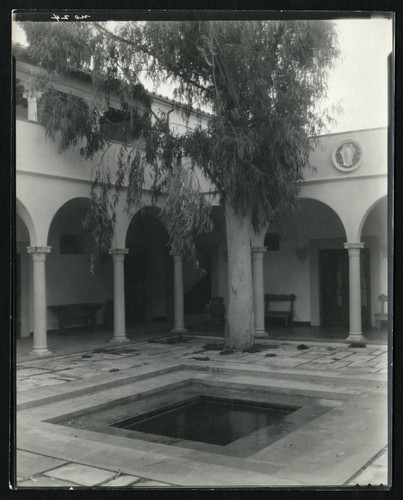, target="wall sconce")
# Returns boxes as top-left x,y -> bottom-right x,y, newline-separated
295,246 -> 308,263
